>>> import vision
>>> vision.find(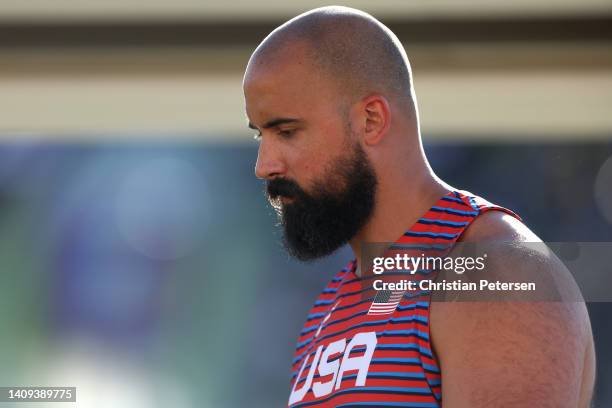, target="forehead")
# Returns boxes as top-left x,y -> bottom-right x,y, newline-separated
244,40 -> 312,89
243,48 -> 339,123
244,59 -> 313,99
